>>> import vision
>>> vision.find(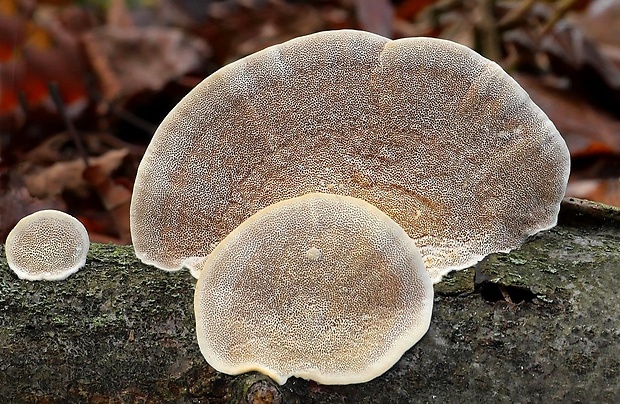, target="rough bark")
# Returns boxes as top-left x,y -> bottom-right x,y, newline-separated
0,197 -> 618,403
